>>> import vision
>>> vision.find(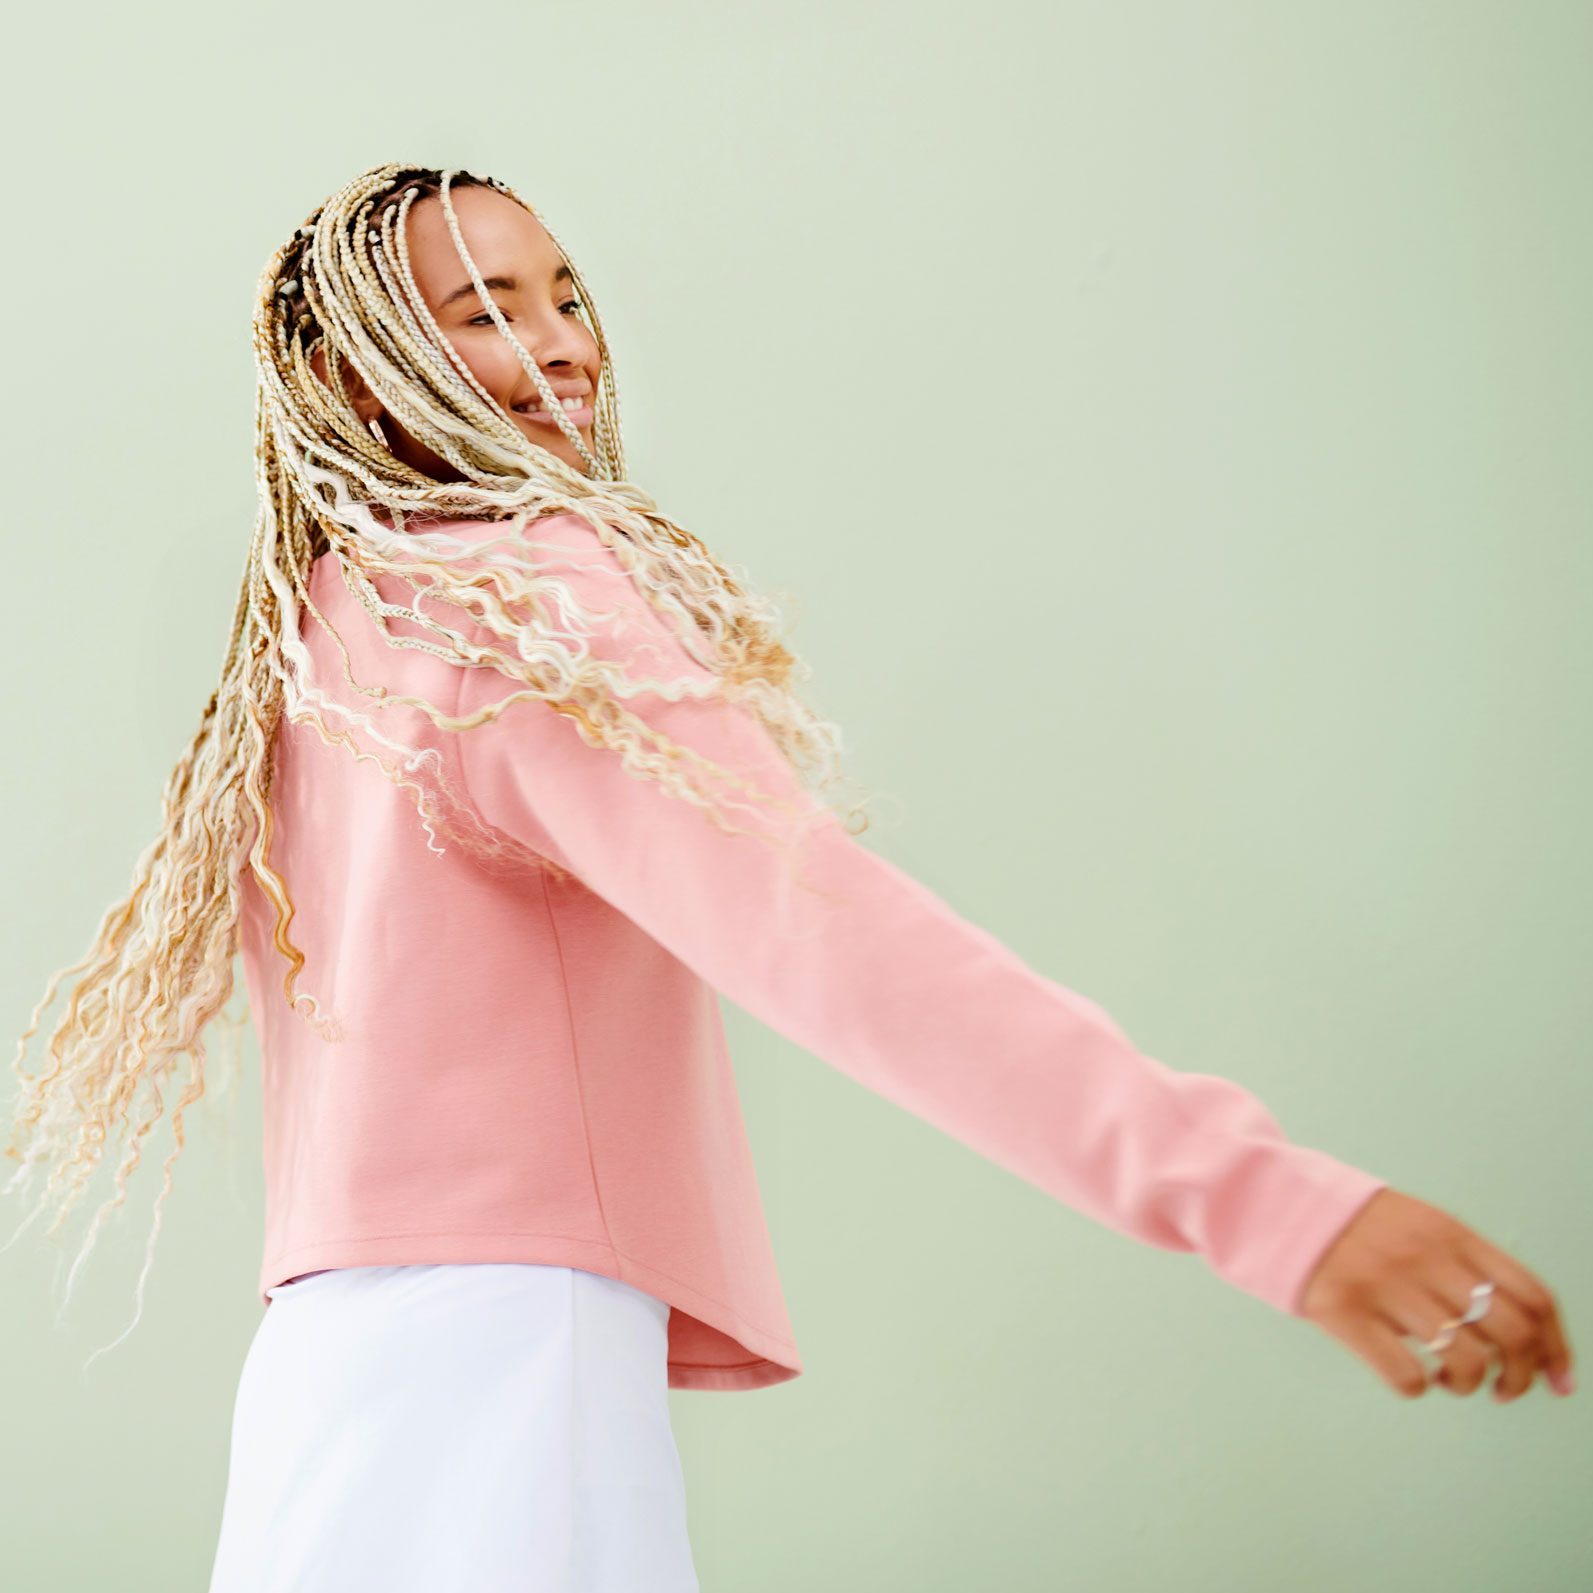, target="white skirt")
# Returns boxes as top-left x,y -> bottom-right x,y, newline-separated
206,1263 -> 701,1593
